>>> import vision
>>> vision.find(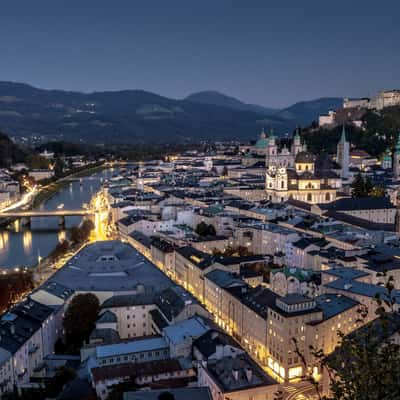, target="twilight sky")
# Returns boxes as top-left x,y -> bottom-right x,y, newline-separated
0,0 -> 399,108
